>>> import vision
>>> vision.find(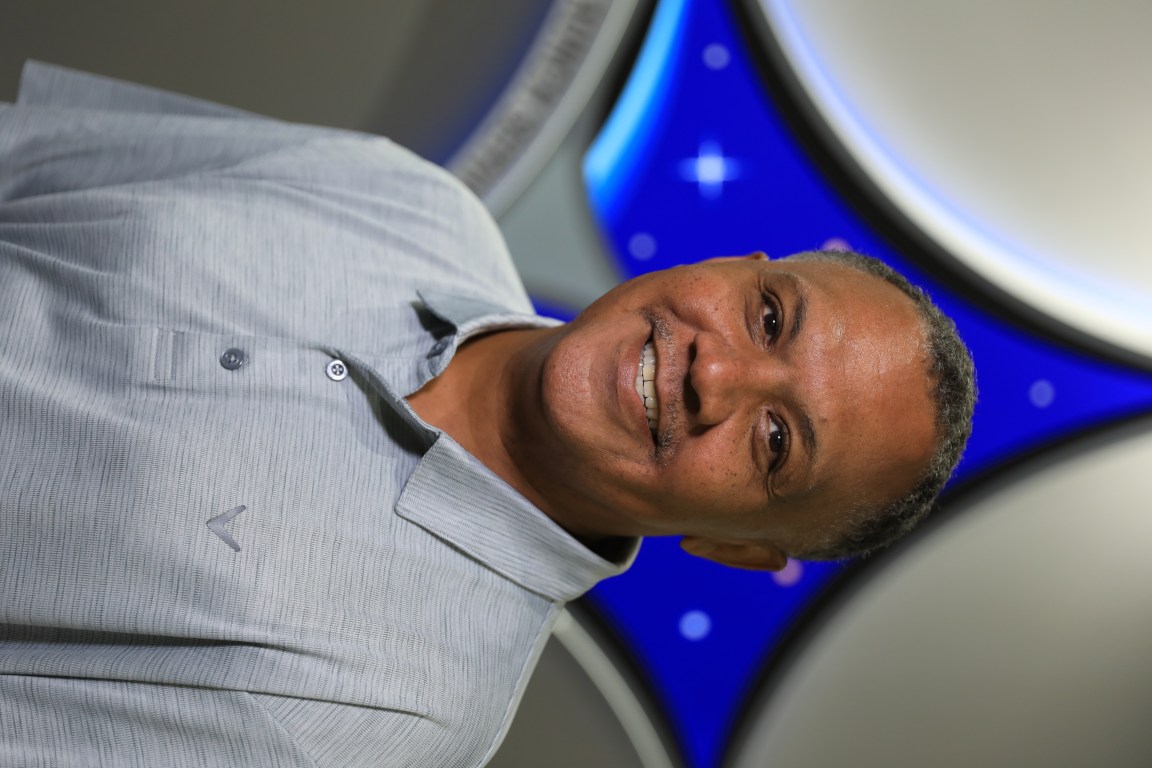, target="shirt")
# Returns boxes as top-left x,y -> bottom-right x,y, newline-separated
0,61 -> 636,768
